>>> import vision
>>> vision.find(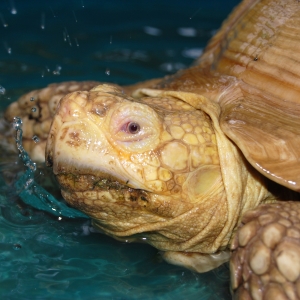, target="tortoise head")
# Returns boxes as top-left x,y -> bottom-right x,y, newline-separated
45,84 -> 269,253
